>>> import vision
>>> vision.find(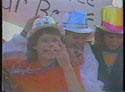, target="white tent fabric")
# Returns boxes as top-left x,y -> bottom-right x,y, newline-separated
3,34 -> 27,60
3,21 -> 23,41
